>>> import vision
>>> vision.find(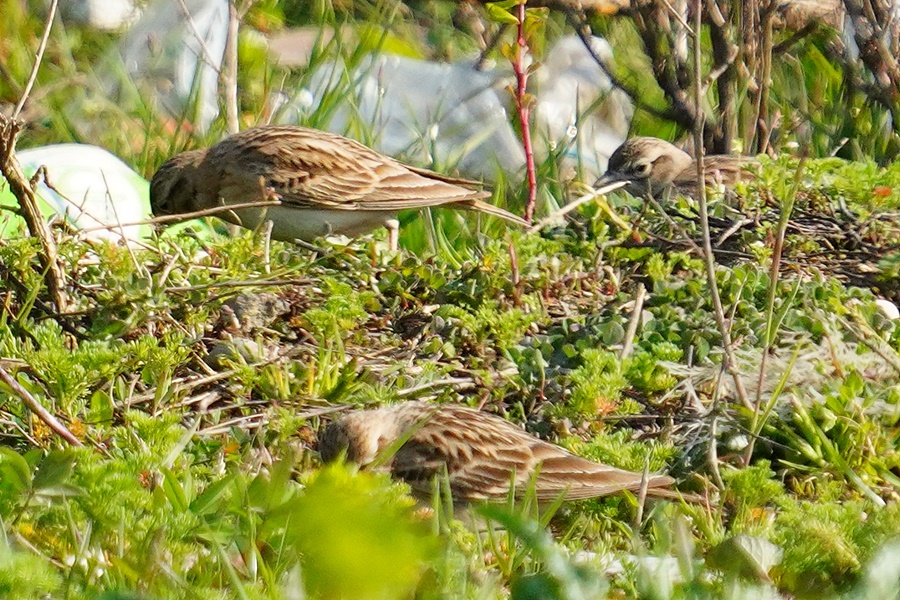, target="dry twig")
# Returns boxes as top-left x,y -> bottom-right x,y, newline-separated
174,0 -> 222,76
620,283 -> 646,360
222,0 -> 242,134
0,118 -> 68,313
0,0 -> 68,313
0,365 -> 83,447
12,0 -> 57,120
690,0 -> 752,411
